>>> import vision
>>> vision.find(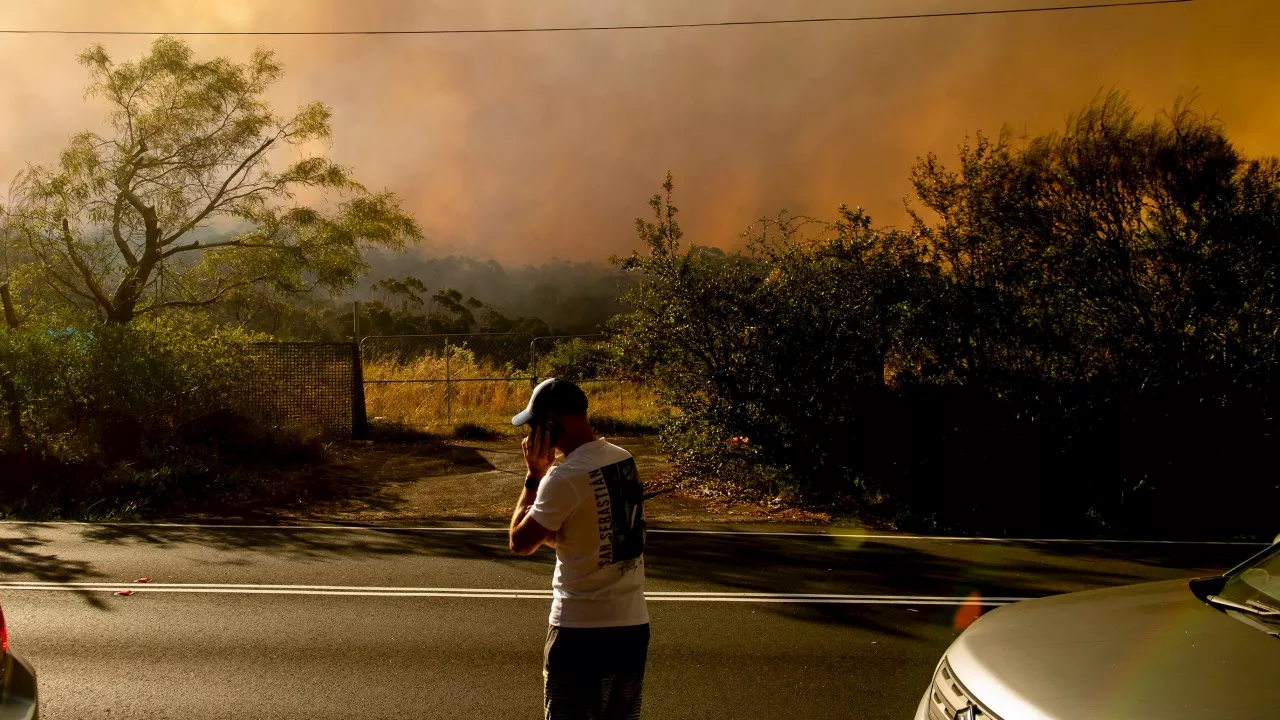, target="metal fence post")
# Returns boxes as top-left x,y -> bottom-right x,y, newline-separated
351,341 -> 369,439
529,338 -> 539,388
359,333 -> 549,429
